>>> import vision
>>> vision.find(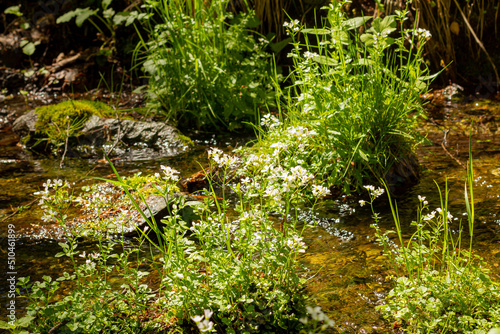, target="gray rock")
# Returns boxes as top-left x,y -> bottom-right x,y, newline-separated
18,192 -> 201,241
12,111 -> 191,159
12,110 -> 38,137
